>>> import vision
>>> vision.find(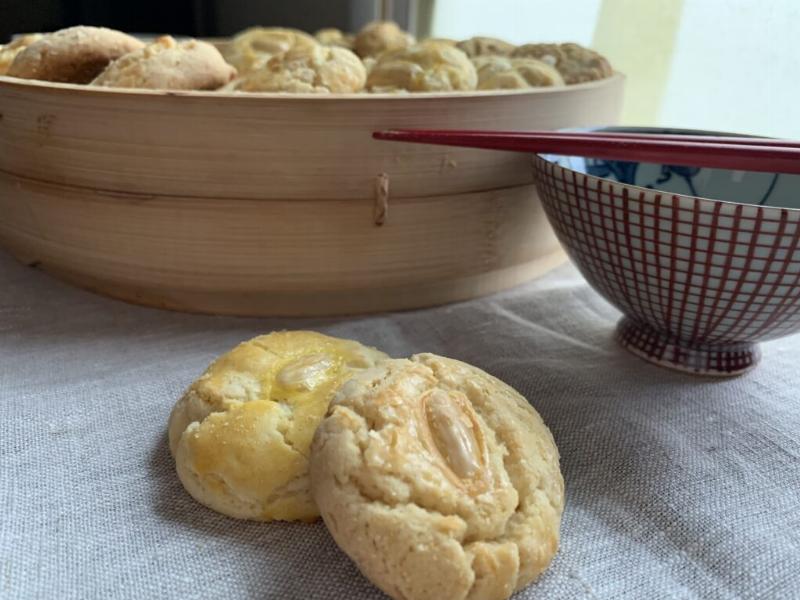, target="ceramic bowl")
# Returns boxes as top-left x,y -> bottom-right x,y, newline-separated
532,127 -> 800,376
